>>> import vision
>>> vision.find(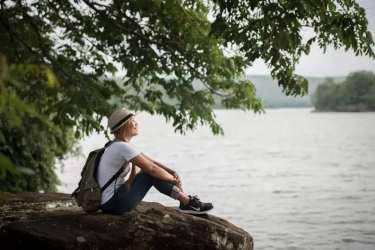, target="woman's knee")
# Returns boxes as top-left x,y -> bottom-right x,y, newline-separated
152,178 -> 181,198
152,176 -> 172,188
